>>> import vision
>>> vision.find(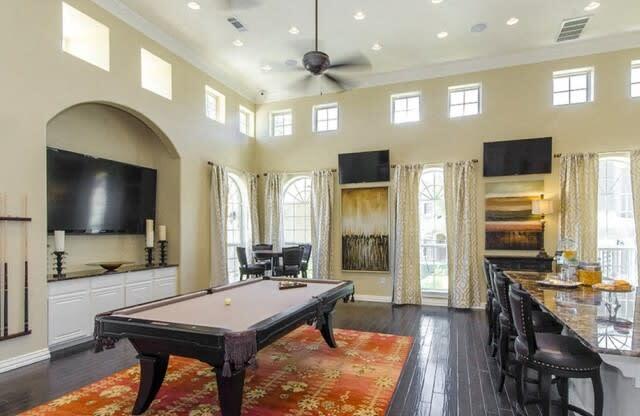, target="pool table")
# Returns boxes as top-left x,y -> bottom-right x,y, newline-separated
94,277 -> 355,416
